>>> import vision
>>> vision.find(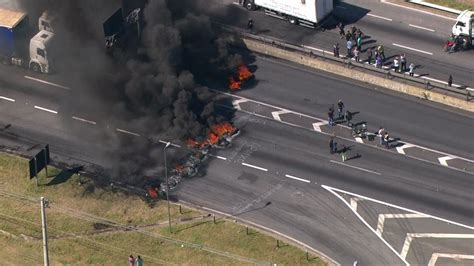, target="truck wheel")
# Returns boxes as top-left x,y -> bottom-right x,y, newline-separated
288,17 -> 299,25
30,63 -> 40,73
460,36 -> 470,49
245,1 -> 254,10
